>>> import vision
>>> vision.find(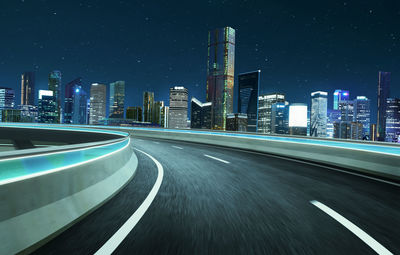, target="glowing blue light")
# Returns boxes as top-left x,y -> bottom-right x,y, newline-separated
75,88 -> 80,93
